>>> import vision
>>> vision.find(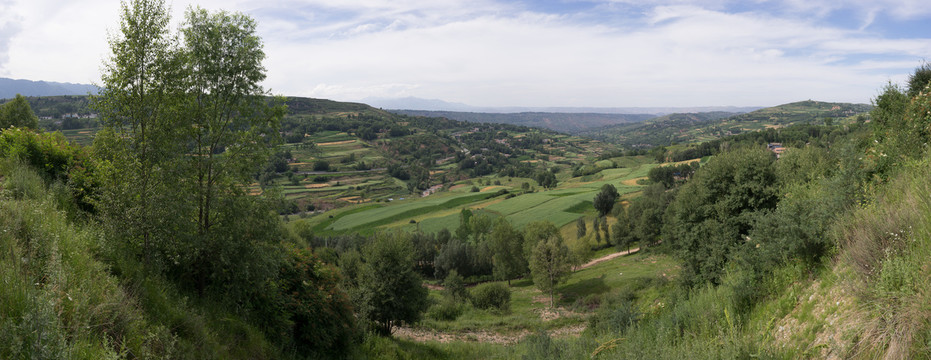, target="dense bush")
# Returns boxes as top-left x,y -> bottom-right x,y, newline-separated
425,298 -> 464,322
470,282 -> 510,311
273,246 -> 355,357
